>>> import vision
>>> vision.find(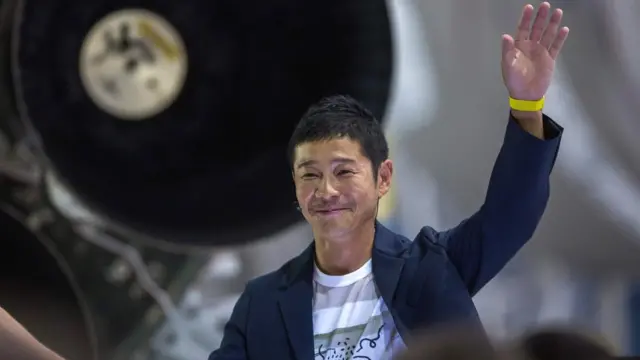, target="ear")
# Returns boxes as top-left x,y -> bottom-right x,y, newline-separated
376,159 -> 393,198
